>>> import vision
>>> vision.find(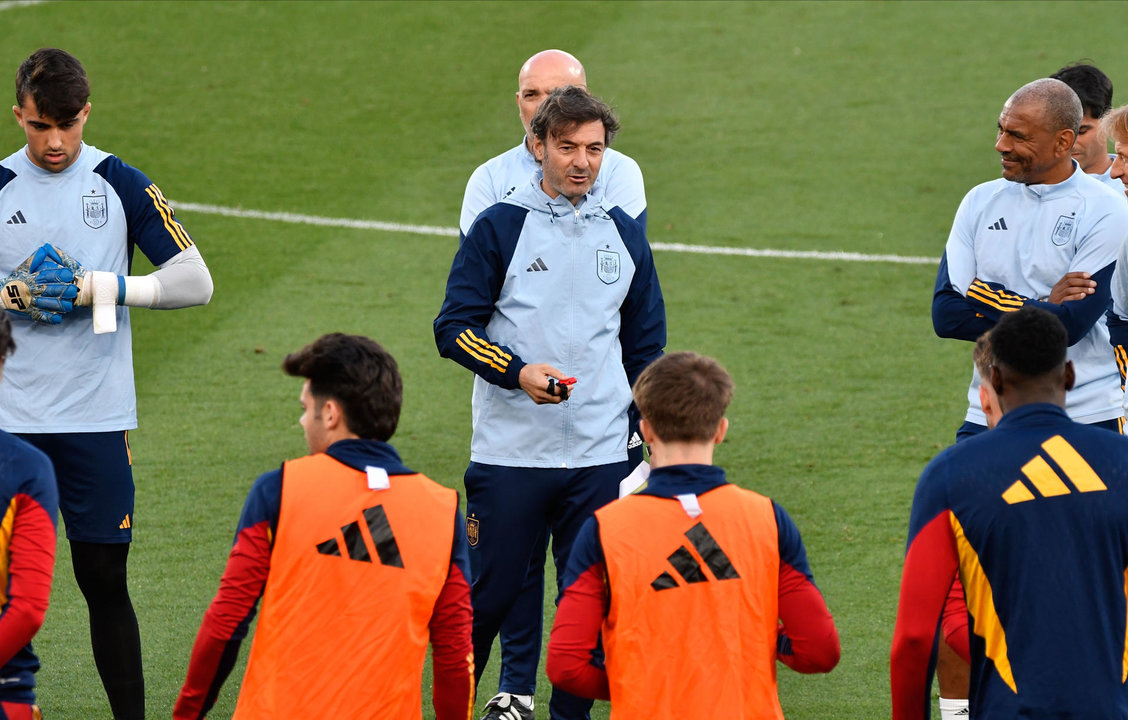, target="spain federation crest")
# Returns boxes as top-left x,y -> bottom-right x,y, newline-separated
596,249 -> 620,285
1051,214 -> 1075,247
82,194 -> 108,229
466,515 -> 479,547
